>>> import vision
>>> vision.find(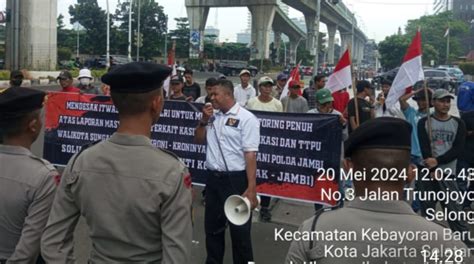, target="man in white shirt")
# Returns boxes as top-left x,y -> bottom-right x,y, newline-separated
234,69 -> 256,107
247,76 -> 283,112
246,76 -> 282,222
